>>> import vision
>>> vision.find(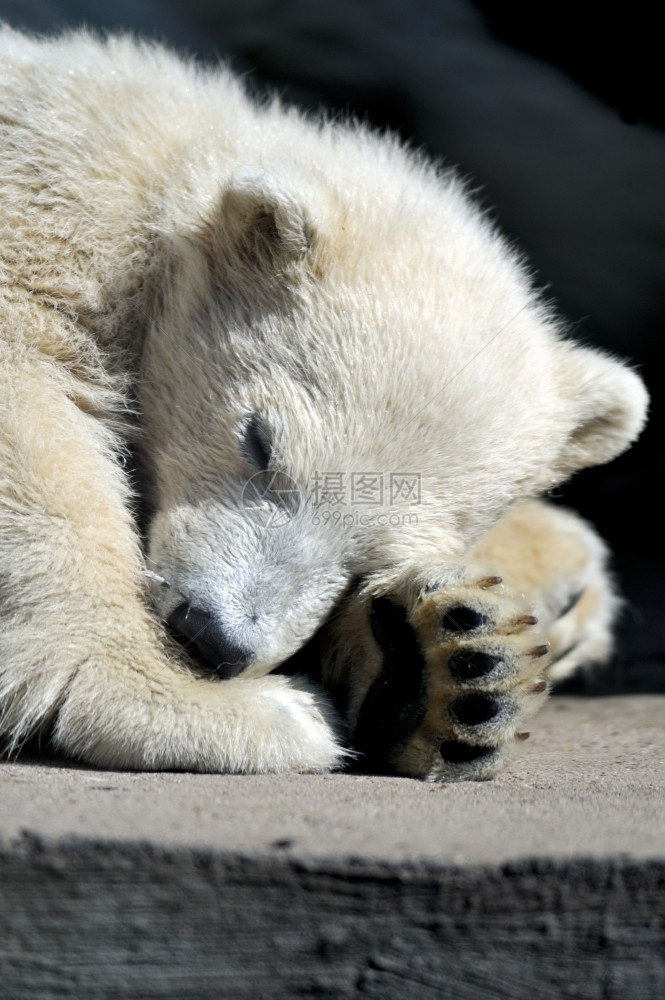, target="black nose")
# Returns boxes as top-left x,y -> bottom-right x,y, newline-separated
167,603 -> 251,678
